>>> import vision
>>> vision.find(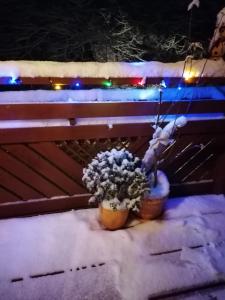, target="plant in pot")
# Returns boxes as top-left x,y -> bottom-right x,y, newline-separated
82,148 -> 149,230
140,116 -> 188,220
